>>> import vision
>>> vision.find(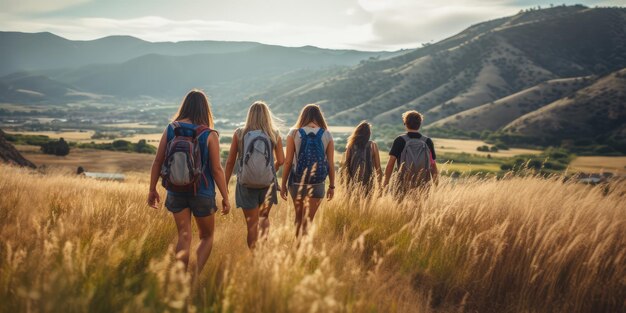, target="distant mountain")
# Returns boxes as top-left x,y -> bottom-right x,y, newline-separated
51,45 -> 400,98
257,6 -> 625,126
0,72 -> 101,104
0,32 -> 405,101
0,32 -> 260,76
